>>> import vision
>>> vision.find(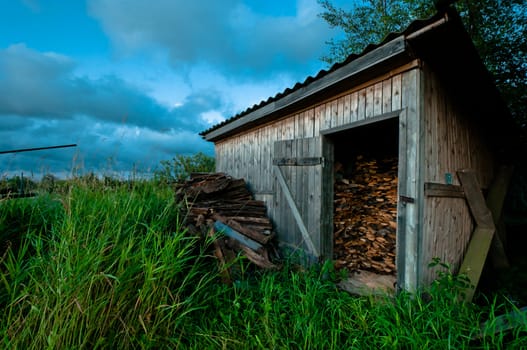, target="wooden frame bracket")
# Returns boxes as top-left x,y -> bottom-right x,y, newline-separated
457,166 -> 513,302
